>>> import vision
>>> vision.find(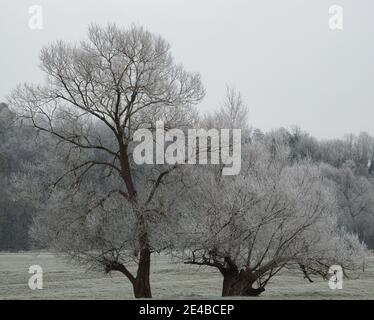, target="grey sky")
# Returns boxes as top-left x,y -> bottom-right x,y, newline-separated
1,0 -> 373,139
